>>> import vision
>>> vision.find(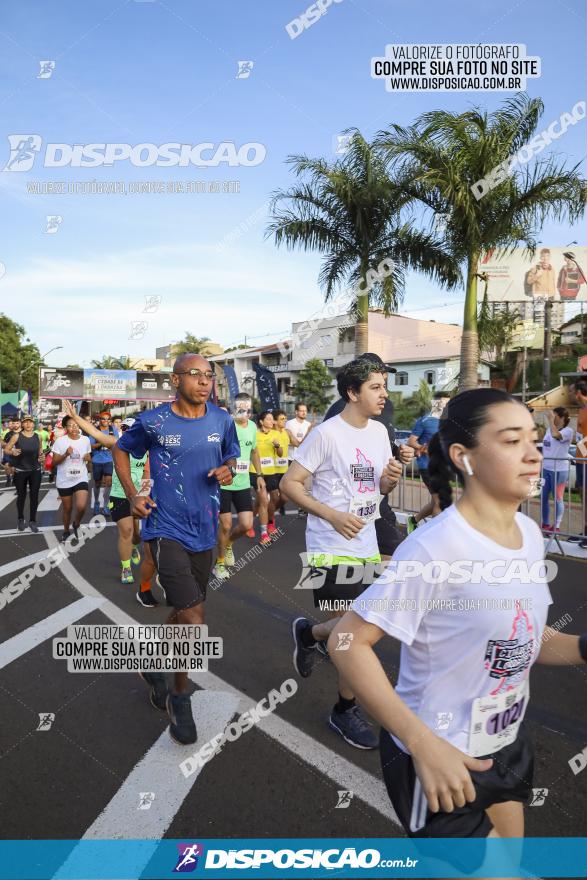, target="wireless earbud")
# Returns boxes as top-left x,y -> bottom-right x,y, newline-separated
462,455 -> 474,476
